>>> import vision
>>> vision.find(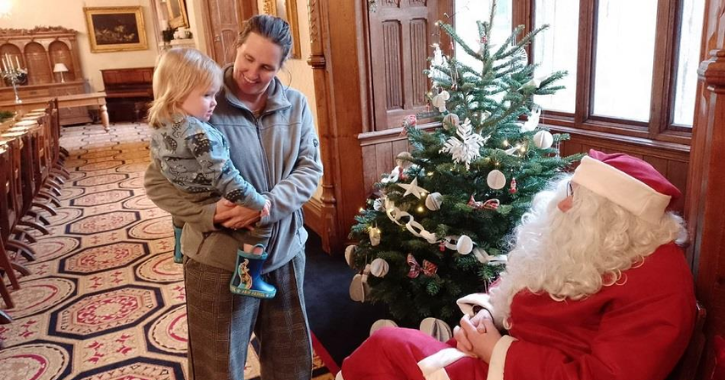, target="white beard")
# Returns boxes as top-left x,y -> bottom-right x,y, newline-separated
488,178 -> 685,328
